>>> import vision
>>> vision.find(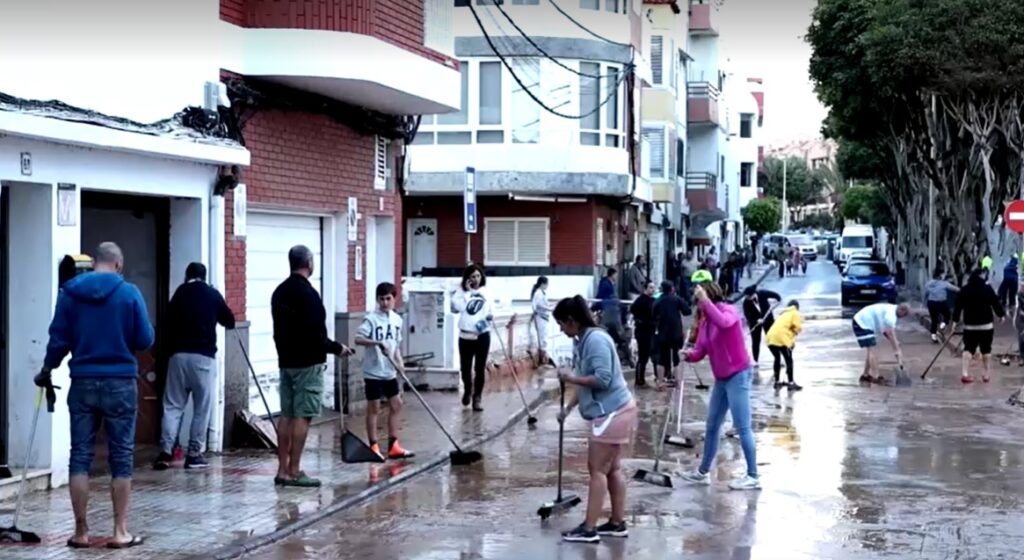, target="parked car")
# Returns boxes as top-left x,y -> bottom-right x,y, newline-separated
841,260 -> 897,307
